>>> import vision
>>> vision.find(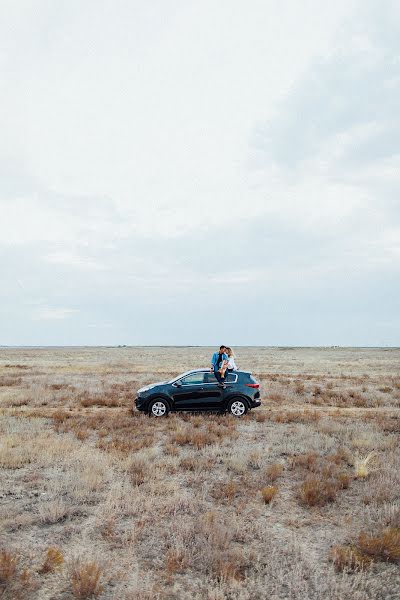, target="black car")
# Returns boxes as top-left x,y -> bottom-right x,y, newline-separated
135,369 -> 261,417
